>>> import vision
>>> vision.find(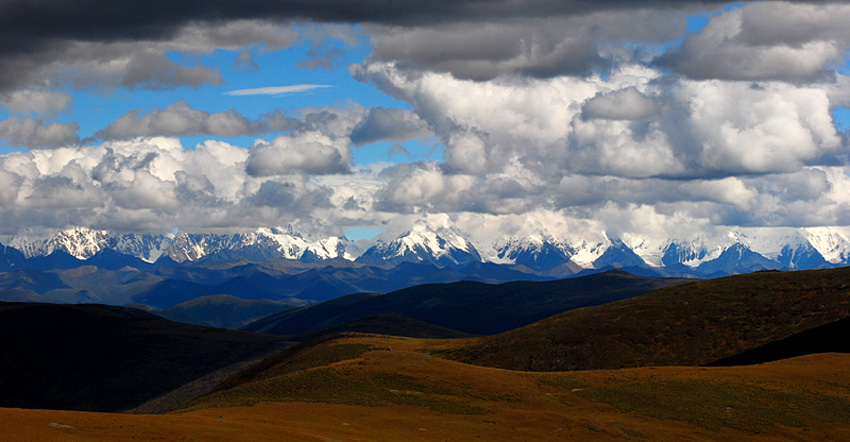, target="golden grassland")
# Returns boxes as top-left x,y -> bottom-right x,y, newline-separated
4,335 -> 850,442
